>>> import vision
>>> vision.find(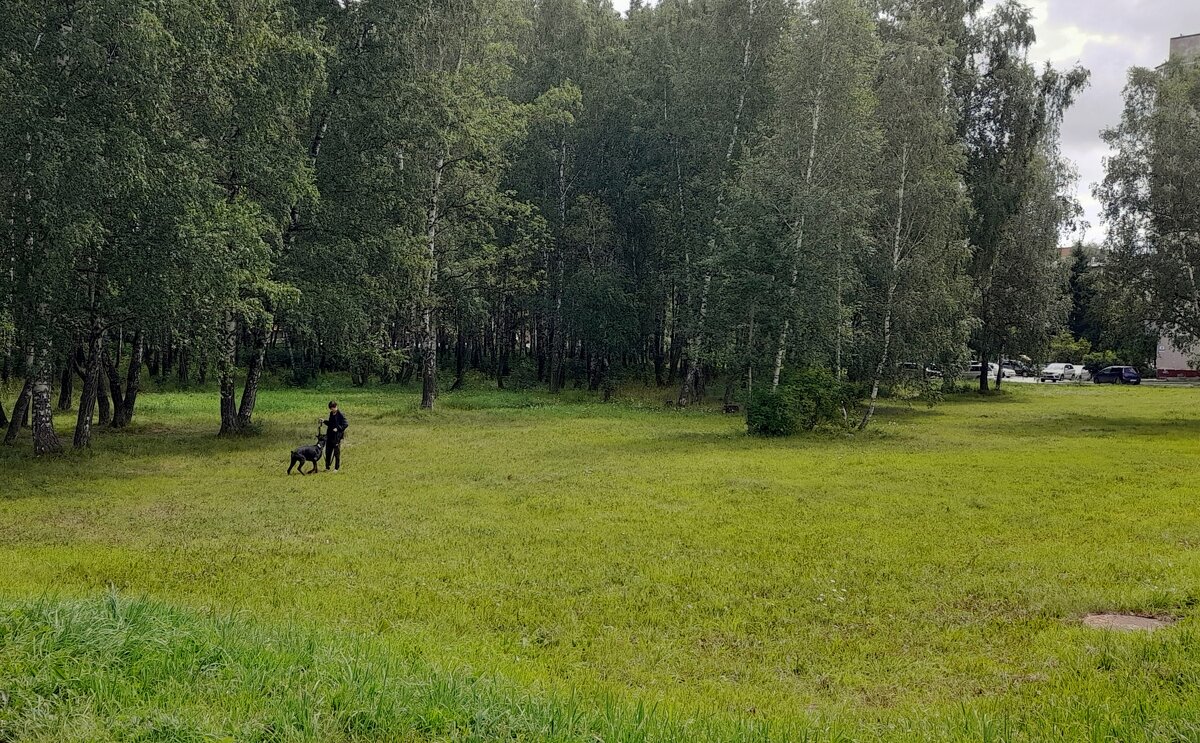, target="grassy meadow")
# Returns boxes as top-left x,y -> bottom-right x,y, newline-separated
2,379 -> 1200,741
